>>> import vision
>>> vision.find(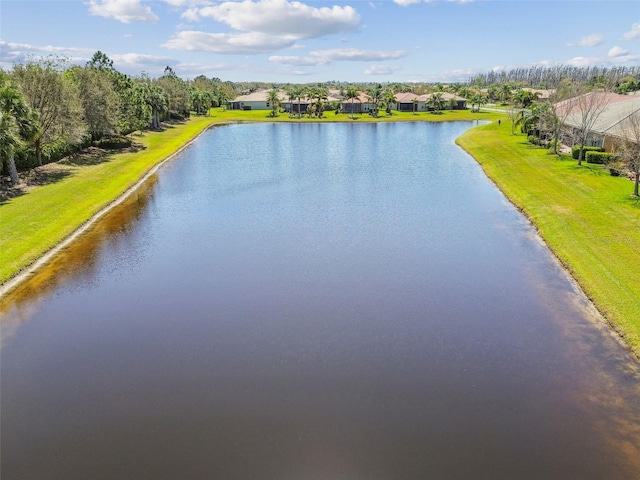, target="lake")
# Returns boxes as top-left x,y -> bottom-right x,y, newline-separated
1,121 -> 639,479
